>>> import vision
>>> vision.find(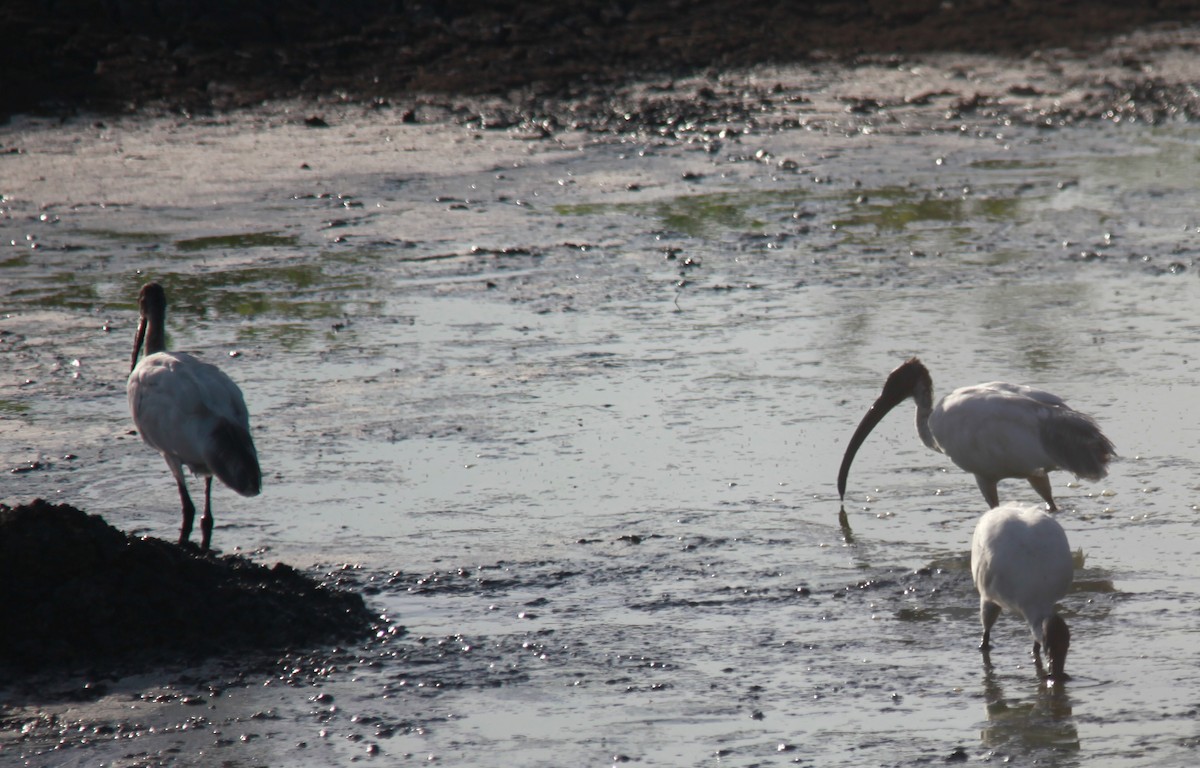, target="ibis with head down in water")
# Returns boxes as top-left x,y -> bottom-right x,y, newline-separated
837,358 -> 1114,511
127,282 -> 261,551
971,501 -> 1074,682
